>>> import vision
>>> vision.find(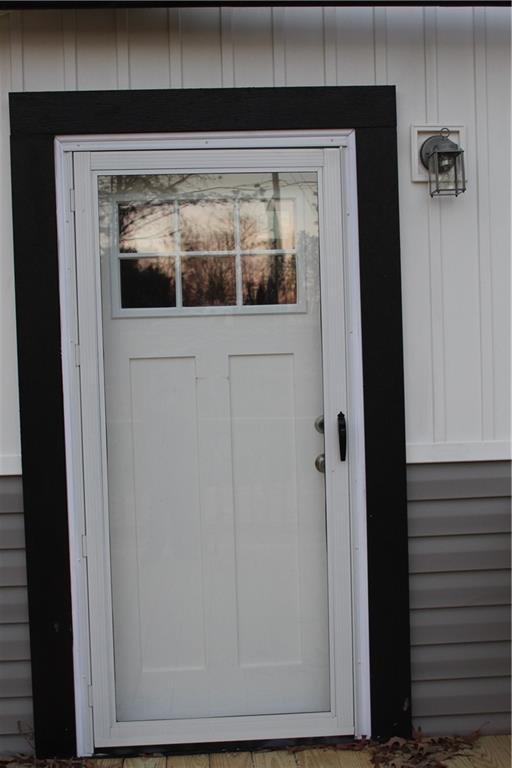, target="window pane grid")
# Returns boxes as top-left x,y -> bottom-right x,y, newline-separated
235,198 -> 242,308
175,203 -> 183,309
118,200 -> 177,254
101,171 -> 317,316
119,249 -> 297,257
179,198 -> 235,253
116,196 -> 298,310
